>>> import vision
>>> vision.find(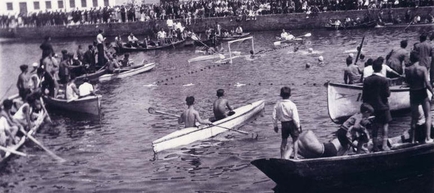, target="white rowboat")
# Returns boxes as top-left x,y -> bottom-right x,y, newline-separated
152,100 -> 265,153
188,54 -> 225,63
43,95 -> 102,116
98,62 -> 156,82
327,82 -> 411,123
